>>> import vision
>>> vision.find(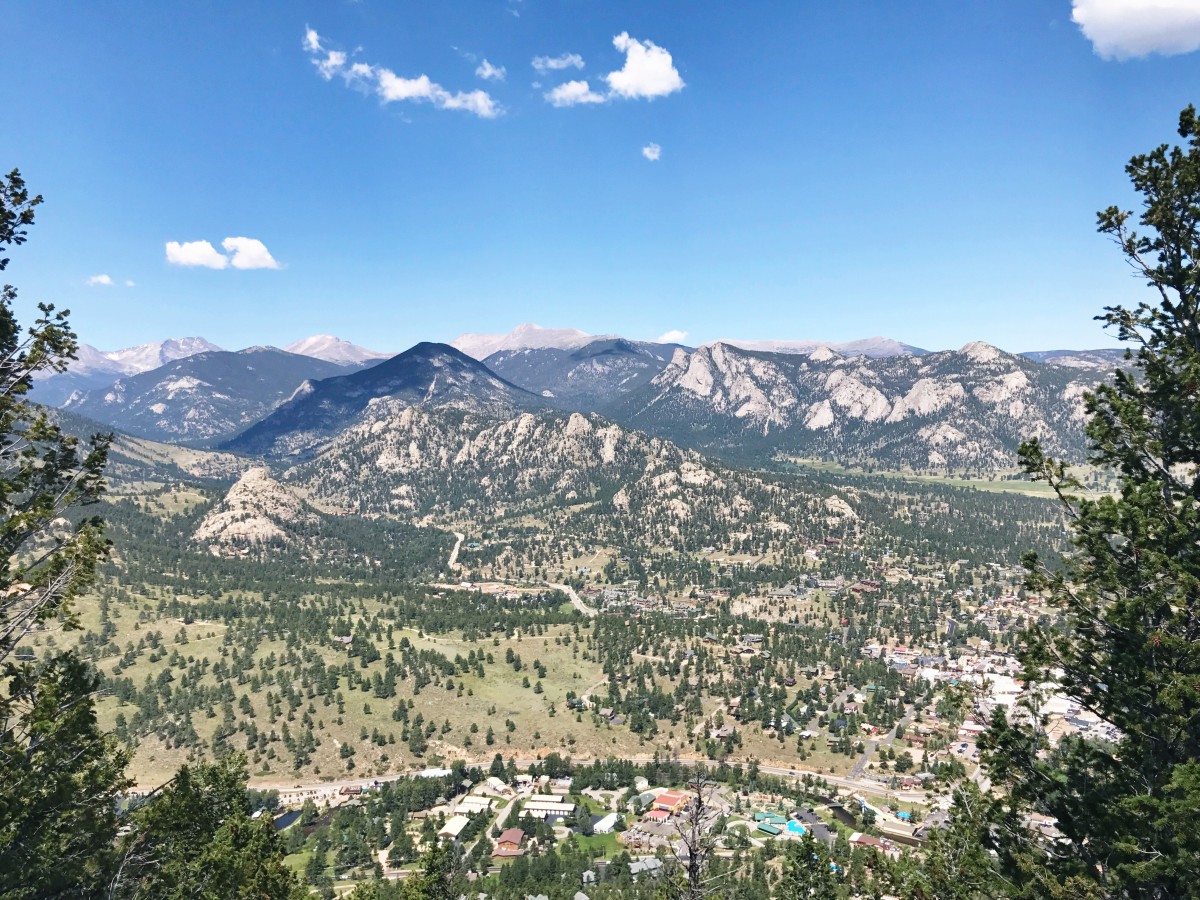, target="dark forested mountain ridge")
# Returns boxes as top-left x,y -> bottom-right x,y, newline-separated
482,337 -> 683,407
61,347 -> 348,444
223,342 -> 547,459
